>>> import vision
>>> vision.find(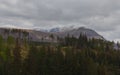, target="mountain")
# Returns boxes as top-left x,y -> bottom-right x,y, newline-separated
0,27 -> 104,42
49,28 -> 60,32
52,27 -> 104,39
0,28 -> 52,42
45,26 -> 80,32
